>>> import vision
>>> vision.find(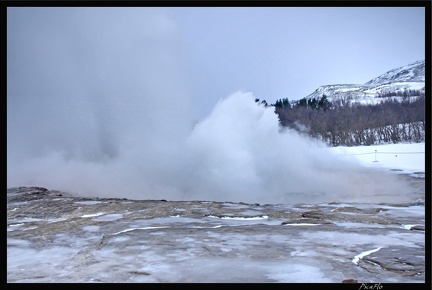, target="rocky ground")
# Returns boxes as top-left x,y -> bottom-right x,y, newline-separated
6,180 -> 426,283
